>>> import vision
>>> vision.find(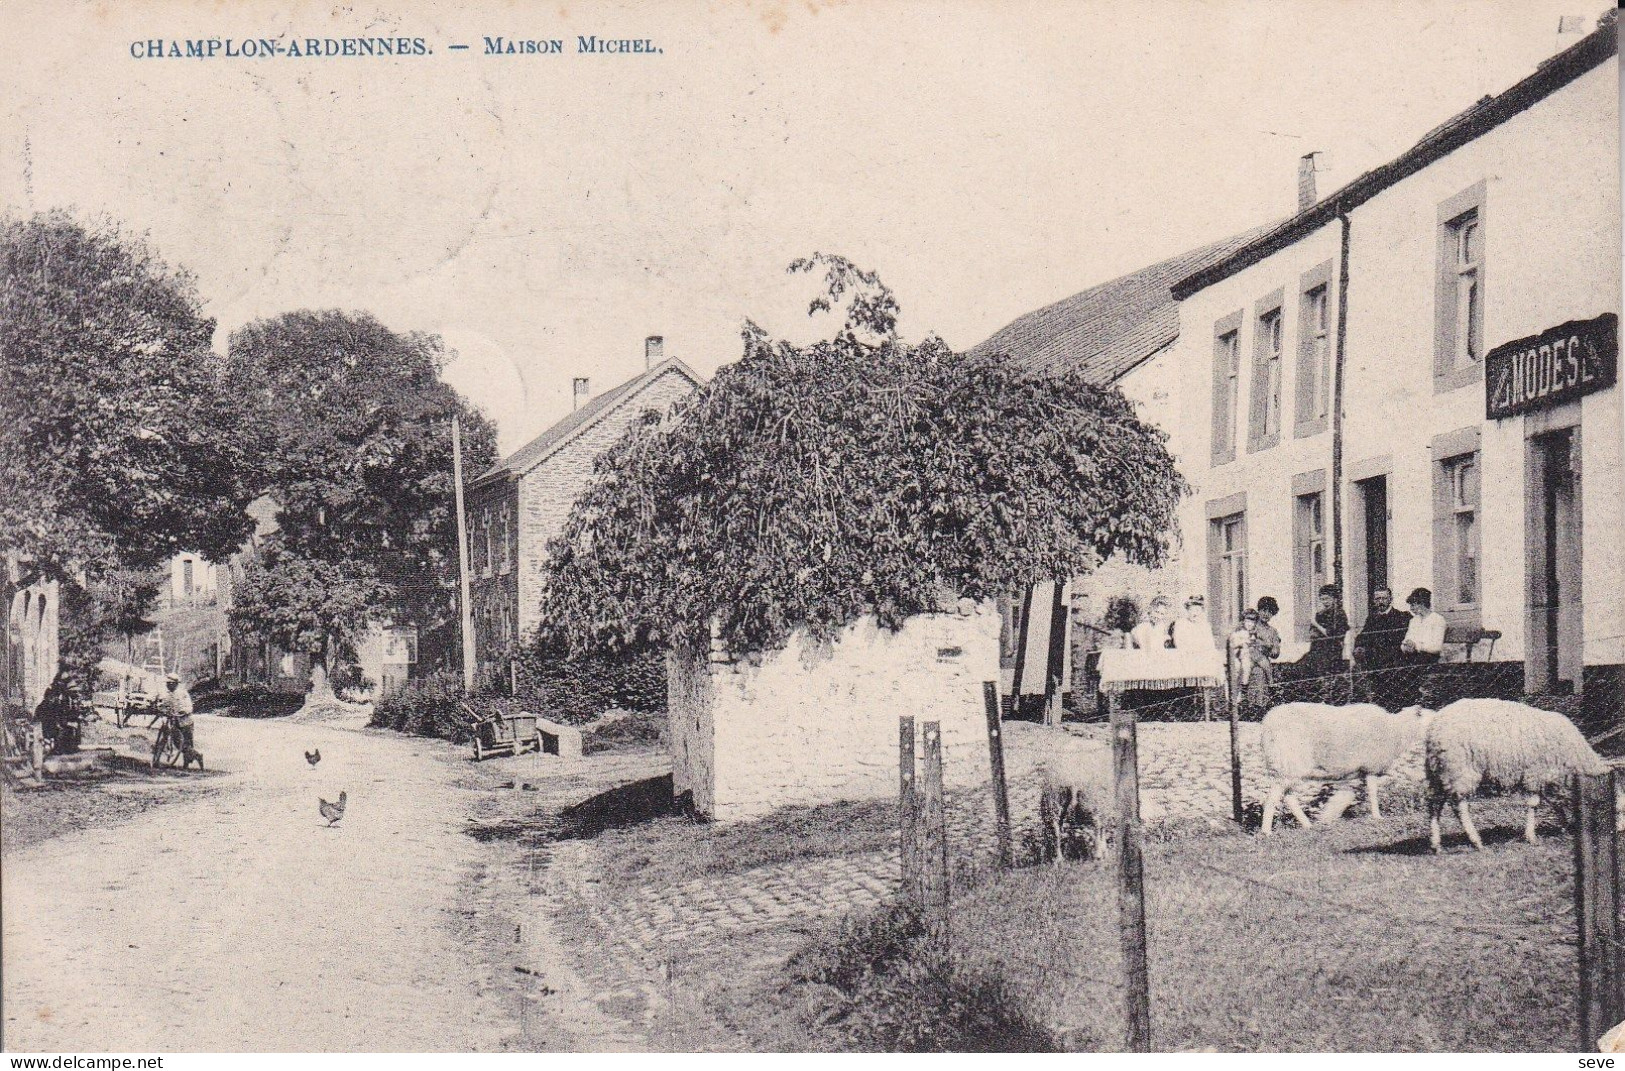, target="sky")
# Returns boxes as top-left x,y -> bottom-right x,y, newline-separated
2,0 -> 1609,452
